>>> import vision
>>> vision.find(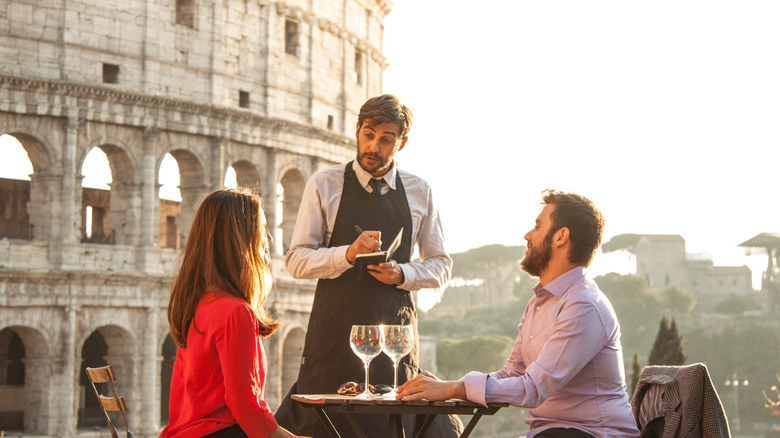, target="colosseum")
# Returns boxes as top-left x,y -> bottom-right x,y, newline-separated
0,0 -> 397,435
